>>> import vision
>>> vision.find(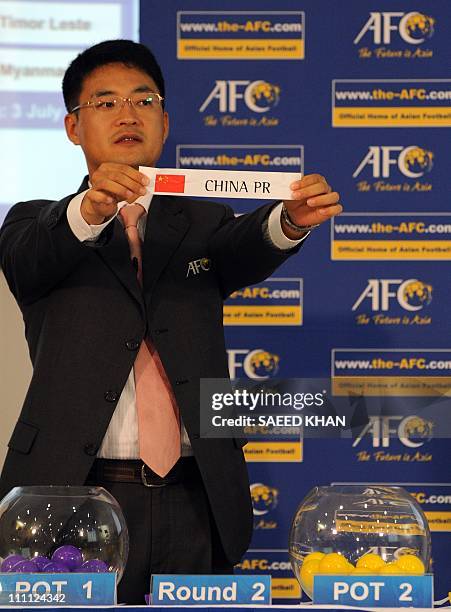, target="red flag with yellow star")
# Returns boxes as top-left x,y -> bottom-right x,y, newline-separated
154,174 -> 186,193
